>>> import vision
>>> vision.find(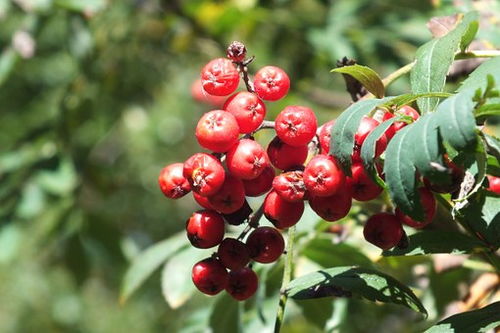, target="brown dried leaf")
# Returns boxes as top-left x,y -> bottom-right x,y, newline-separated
427,14 -> 461,38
